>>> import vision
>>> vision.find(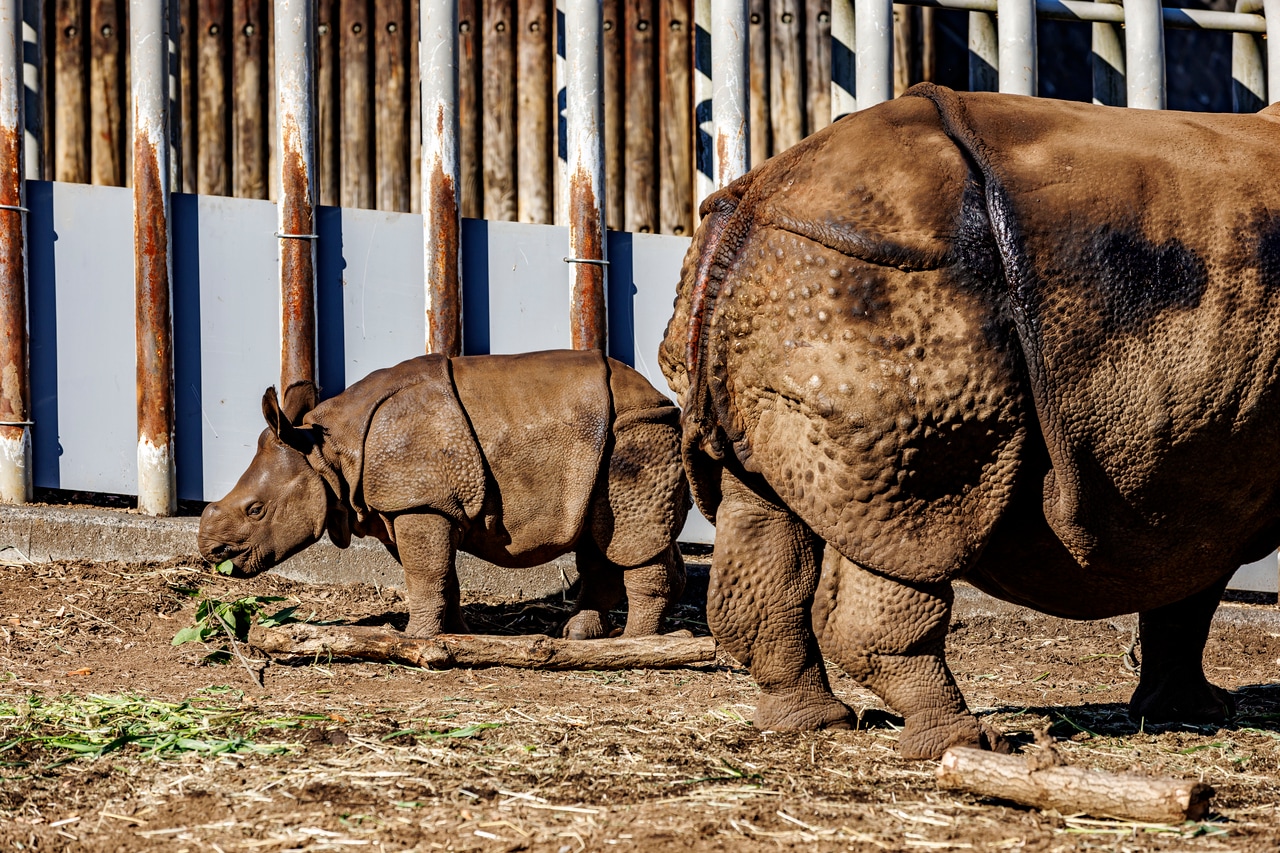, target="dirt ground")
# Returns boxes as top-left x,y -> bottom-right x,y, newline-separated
2,555 -> 1279,852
